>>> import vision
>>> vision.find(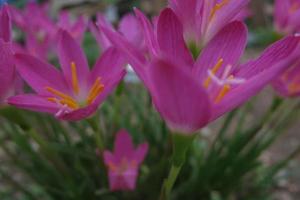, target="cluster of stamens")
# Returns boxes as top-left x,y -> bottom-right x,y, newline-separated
203,58 -> 245,103
107,158 -> 137,175
45,62 -> 104,116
